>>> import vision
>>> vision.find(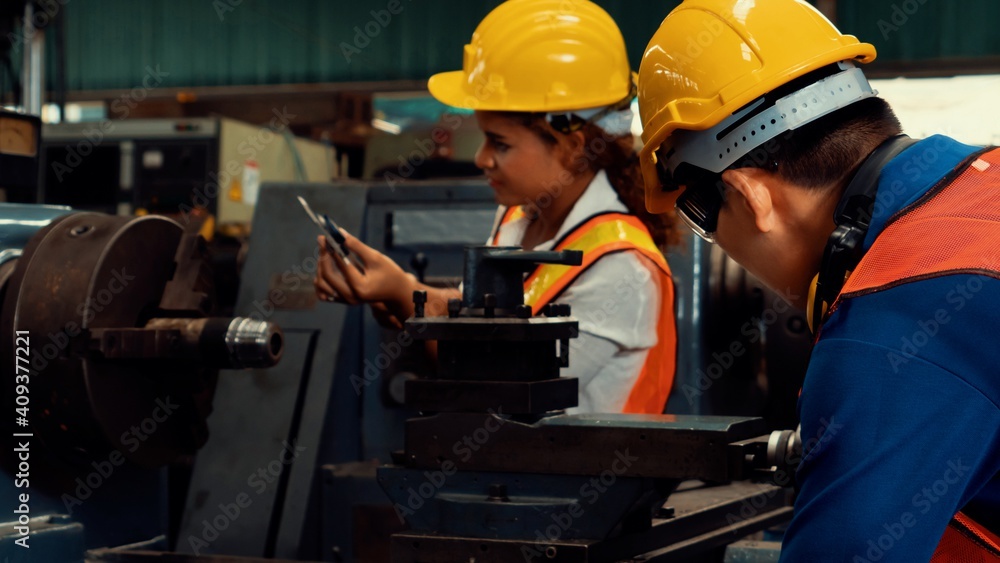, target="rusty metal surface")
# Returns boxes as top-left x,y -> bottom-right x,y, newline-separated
158,217 -> 213,316
93,317 -> 283,369
1,212 -> 215,468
